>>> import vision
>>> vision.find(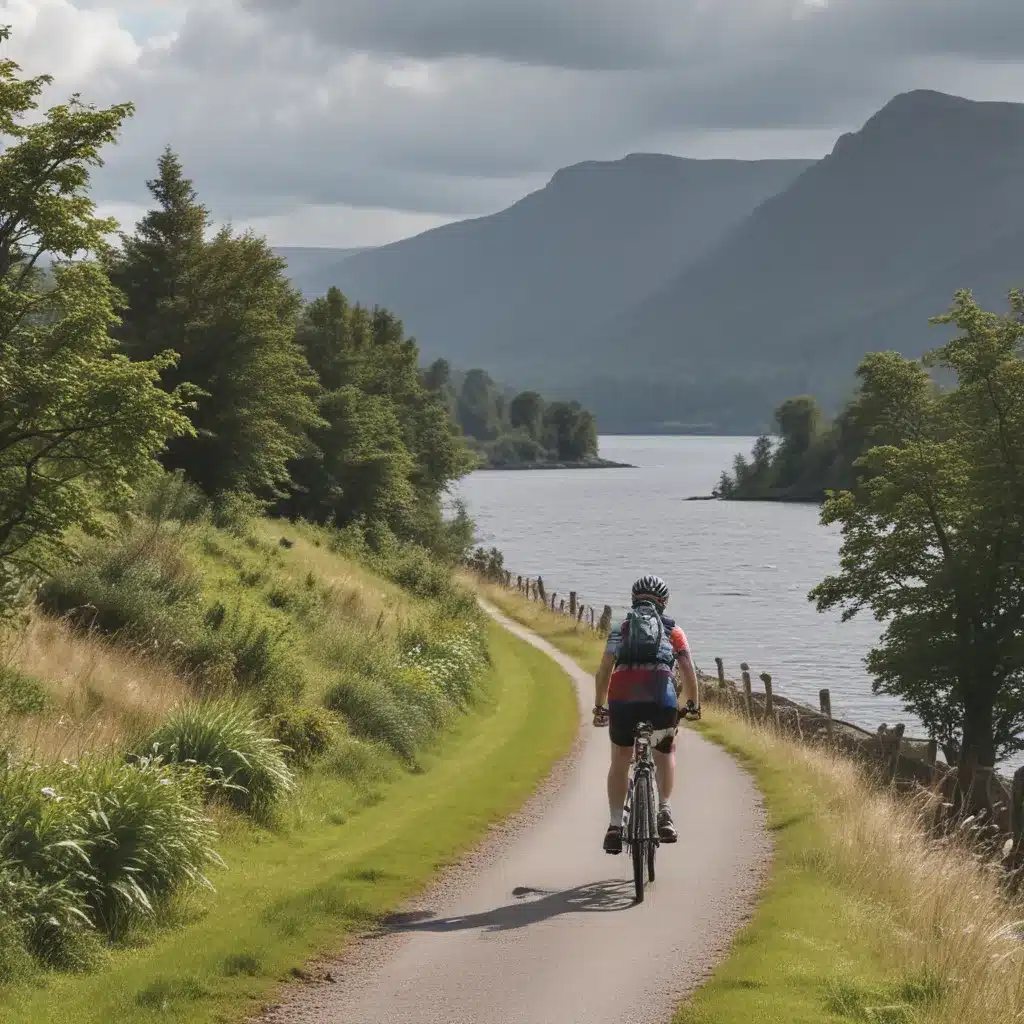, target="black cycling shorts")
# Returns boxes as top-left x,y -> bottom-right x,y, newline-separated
608,702 -> 679,753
